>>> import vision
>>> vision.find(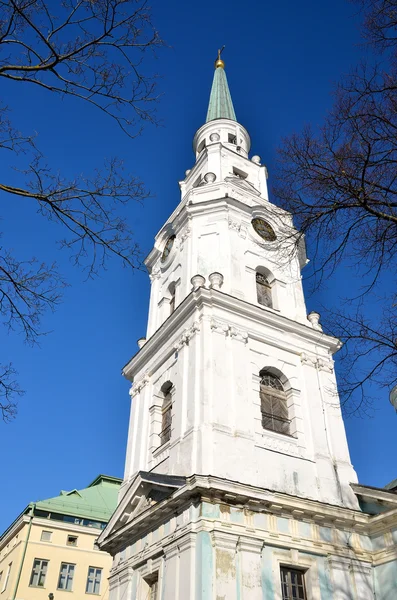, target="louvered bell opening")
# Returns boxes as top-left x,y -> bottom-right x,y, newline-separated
260,387 -> 290,436
160,404 -> 172,445
256,273 -> 272,308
